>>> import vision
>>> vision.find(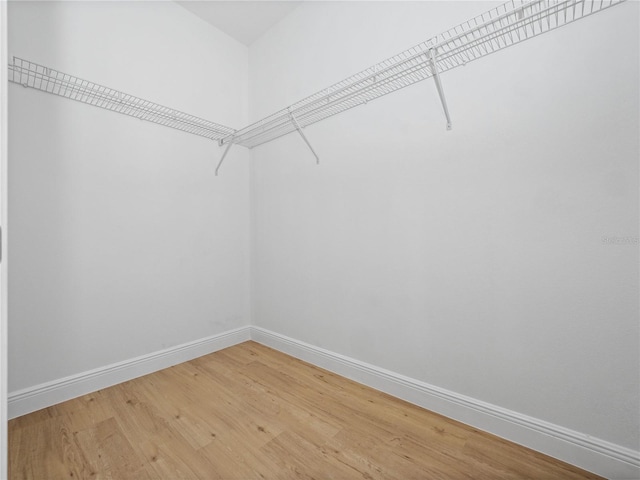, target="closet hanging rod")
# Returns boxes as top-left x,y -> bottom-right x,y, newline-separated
221,0 -> 625,149
8,57 -> 236,142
